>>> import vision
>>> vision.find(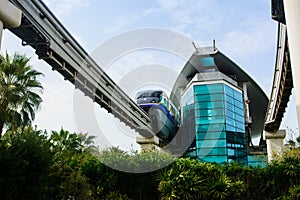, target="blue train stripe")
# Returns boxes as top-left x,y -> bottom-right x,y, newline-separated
138,103 -> 179,126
